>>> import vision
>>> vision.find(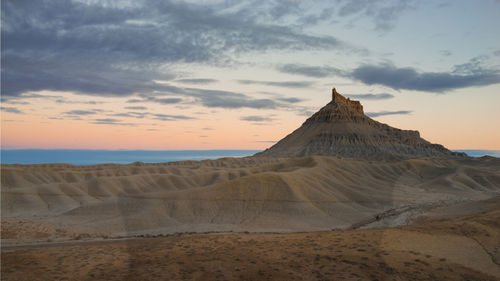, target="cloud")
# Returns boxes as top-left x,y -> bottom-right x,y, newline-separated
91,118 -> 136,126
334,0 -> 417,31
126,96 -> 183,105
277,64 -> 344,78
1,93 -> 61,105
0,98 -> 30,105
94,118 -> 121,123
126,99 -> 145,103
296,7 -> 337,26
124,106 -> 147,110
152,114 -> 195,121
2,53 -> 174,97
2,0 -> 345,98
366,110 -> 412,117
279,57 -> 500,93
344,93 -> 394,100
175,79 -> 218,85
64,110 -> 98,116
238,80 -> 314,88
2,93 -> 105,107
350,62 -> 500,93
3,93 -> 62,100
124,83 -> 292,109
0,106 -> 24,114
108,111 -> 194,121
111,112 -> 148,119
240,115 -> 274,122
149,98 -> 183,104
54,99 -> 107,105
277,97 -> 304,103
185,88 -> 279,109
